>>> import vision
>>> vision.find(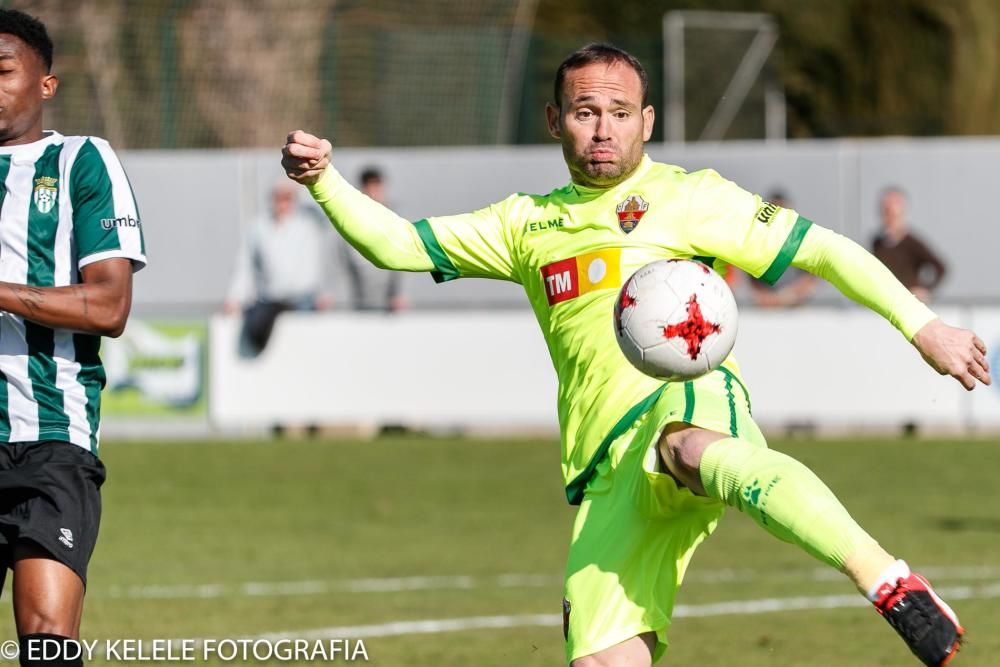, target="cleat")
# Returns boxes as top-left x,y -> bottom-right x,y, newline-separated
873,572 -> 964,666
